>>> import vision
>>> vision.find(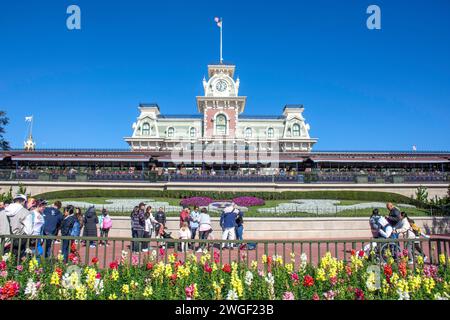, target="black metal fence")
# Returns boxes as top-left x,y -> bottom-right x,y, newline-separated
1,235 -> 448,271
